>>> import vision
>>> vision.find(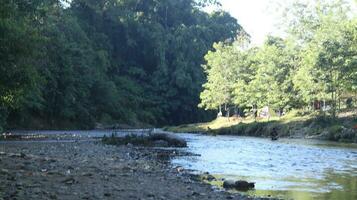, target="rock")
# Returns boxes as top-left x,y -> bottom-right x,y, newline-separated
223,180 -> 255,191
226,195 -> 234,199
202,174 -> 216,181
1,169 -> 9,175
62,177 -> 76,185
147,193 -> 155,198
176,166 -> 184,173
9,153 -> 26,158
49,194 -> 58,199
149,133 -> 187,147
152,140 -> 170,147
81,172 -> 93,177
15,182 -> 23,188
191,191 -> 200,196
